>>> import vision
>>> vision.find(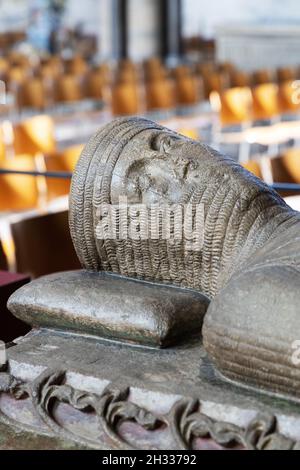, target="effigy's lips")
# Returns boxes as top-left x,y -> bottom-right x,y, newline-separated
7,270 -> 210,348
